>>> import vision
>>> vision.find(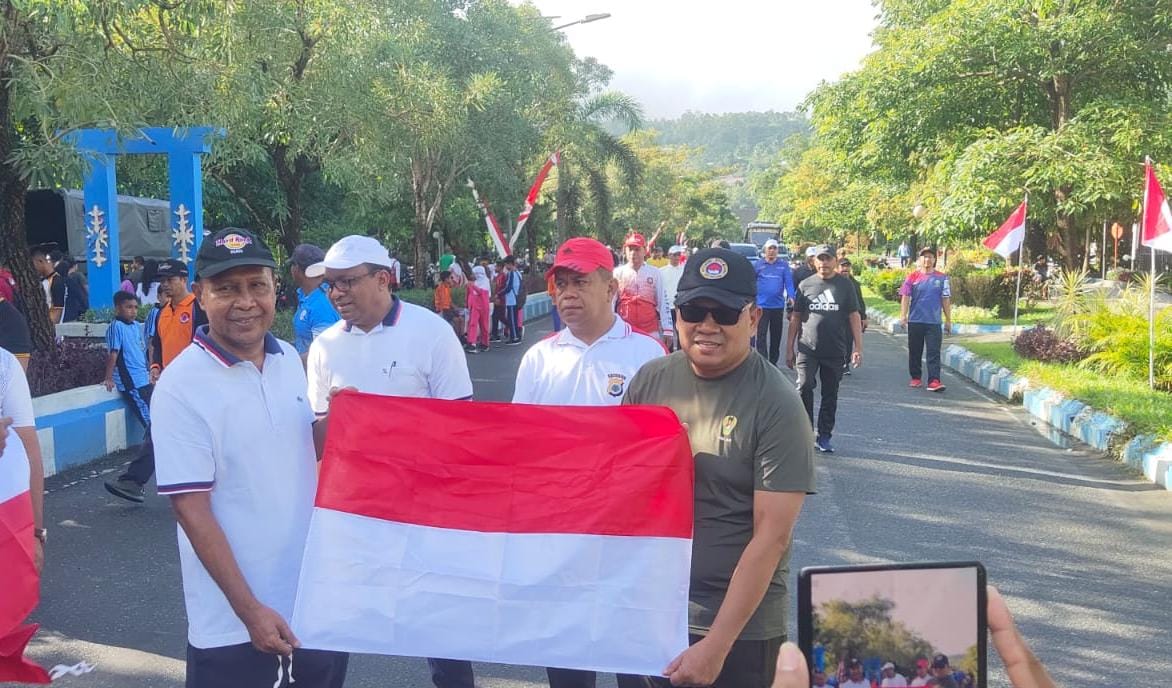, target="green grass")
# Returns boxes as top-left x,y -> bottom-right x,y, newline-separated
860,286 -> 1053,326
962,341 -> 1172,442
